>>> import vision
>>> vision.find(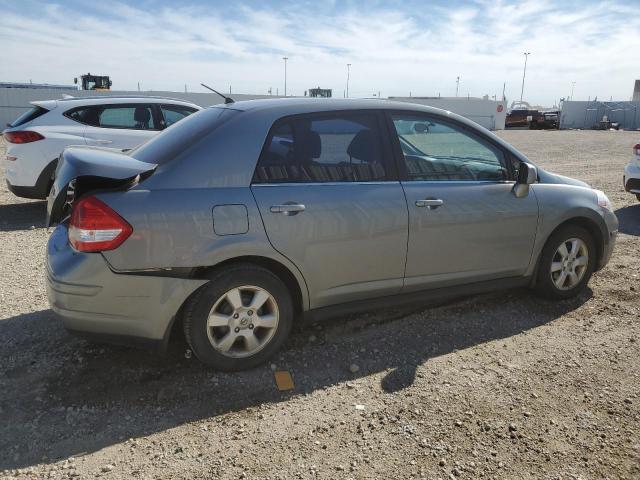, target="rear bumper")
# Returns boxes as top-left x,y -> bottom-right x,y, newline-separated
6,179 -> 47,200
46,224 -> 207,345
5,159 -> 57,199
